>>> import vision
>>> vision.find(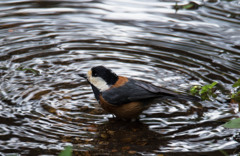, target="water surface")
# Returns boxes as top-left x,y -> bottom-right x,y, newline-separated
0,0 -> 240,155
